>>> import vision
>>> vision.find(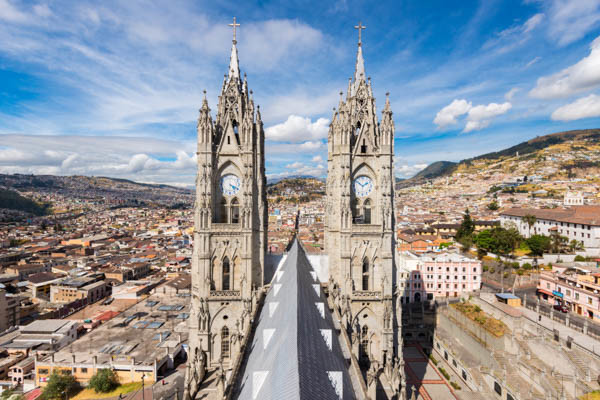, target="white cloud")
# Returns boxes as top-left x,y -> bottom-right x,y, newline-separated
523,13 -> 544,33
524,56 -> 541,68
285,161 -> 303,169
0,134 -> 197,185
262,90 -> 339,122
433,99 -> 472,129
530,36 -> 600,99
545,0 -> 600,46
394,162 -> 429,178
265,115 -> 329,142
243,20 -> 323,70
0,0 -> 29,22
505,88 -> 520,101
551,93 -> 600,121
463,102 -> 512,133
311,155 -> 323,163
